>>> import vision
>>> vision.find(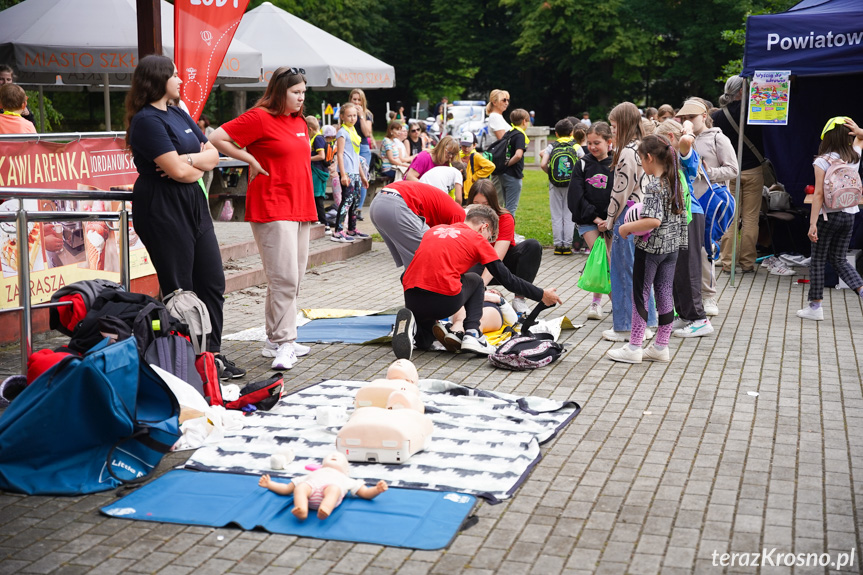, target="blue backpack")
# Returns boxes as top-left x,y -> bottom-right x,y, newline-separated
697,167 -> 735,261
